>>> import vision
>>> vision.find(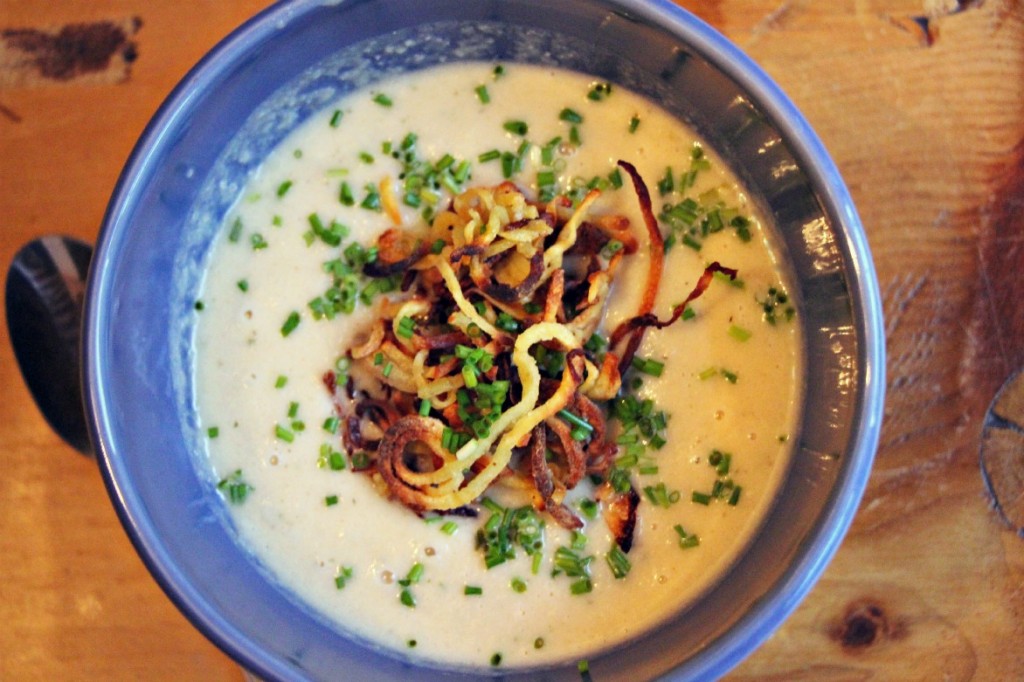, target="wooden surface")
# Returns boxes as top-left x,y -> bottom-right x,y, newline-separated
2,1 -> 1022,679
